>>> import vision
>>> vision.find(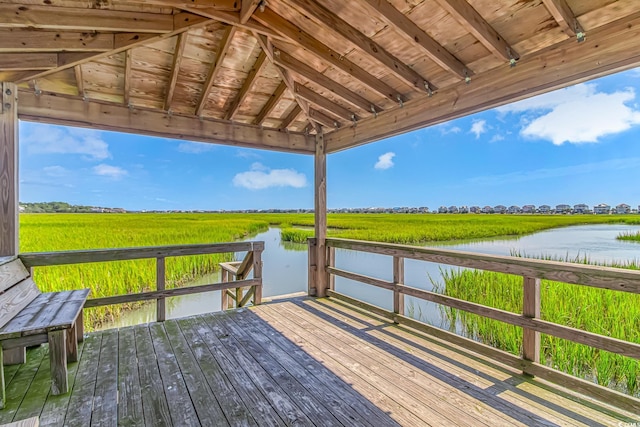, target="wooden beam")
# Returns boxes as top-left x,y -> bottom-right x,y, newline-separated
0,5 -> 174,33
254,81 -> 287,125
129,0 -> 239,9
280,104 -> 302,130
15,14 -> 210,83
123,51 -> 132,106
273,49 -> 381,114
542,0 -> 584,38
325,12 -> 640,153
0,83 -> 18,257
240,0 -> 261,24
314,130 -> 328,297
434,0 -> 518,61
362,0 -> 469,79
308,108 -> 340,129
253,8 -> 400,102
225,51 -> 268,120
0,30 -> 114,52
0,53 -> 57,71
74,66 -> 84,98
196,25 -> 237,116
295,83 -> 357,122
165,33 -> 188,111
294,0 -> 434,92
18,91 -> 314,154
